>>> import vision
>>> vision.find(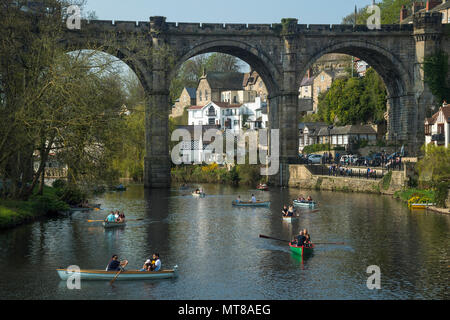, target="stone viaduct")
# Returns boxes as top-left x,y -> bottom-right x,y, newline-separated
63,13 -> 450,188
